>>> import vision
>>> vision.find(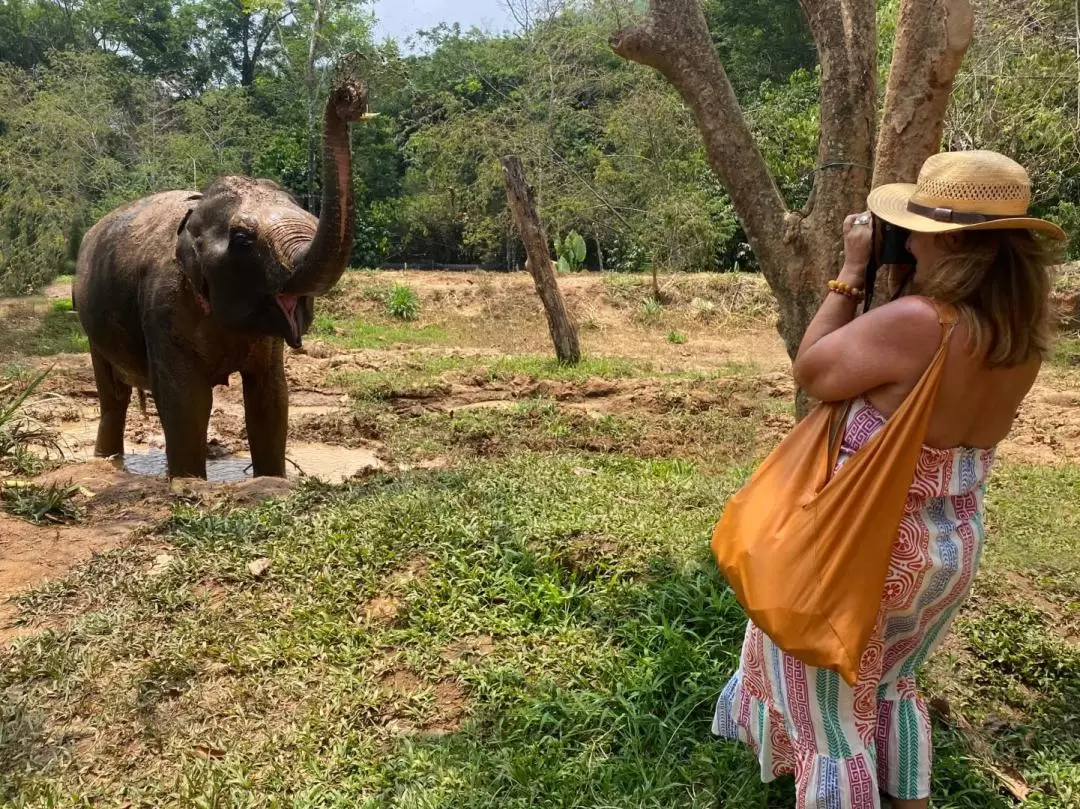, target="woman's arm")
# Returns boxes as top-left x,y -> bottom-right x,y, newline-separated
792,214 -> 941,402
